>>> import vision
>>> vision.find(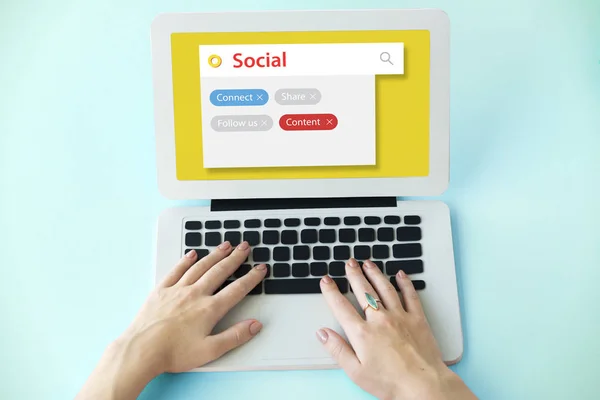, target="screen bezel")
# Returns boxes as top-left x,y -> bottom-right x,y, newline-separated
151,9 -> 450,199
